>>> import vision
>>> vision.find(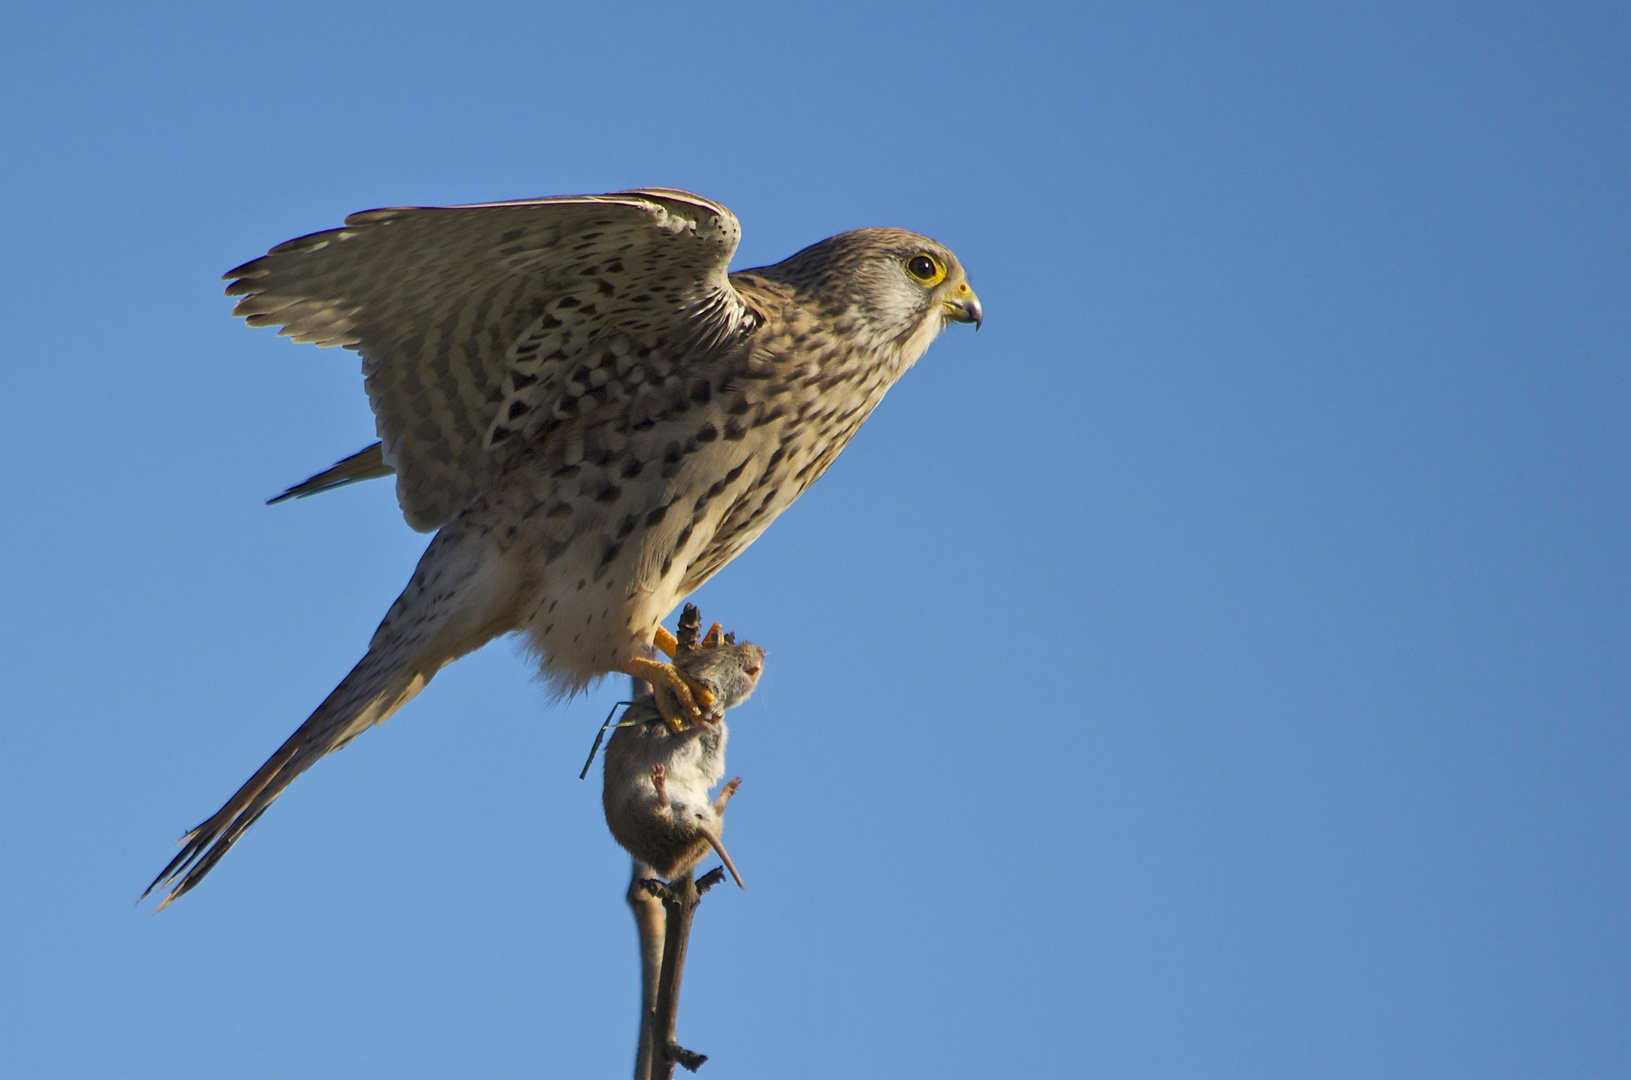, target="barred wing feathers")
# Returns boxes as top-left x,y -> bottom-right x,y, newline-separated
225,189 -> 756,530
